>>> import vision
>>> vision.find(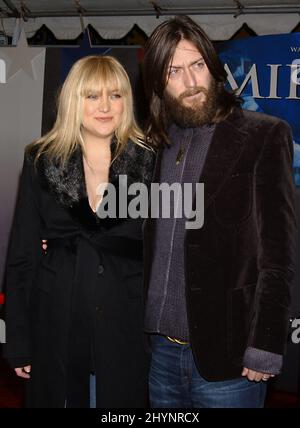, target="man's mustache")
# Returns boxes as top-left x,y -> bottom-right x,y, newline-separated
178,87 -> 208,101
